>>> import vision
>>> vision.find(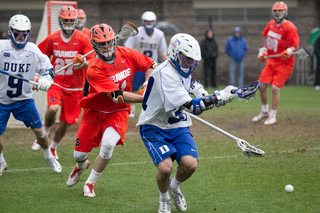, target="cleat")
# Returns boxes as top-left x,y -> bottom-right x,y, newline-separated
50,148 -> 59,160
315,86 -> 320,91
169,187 -> 187,212
158,199 -> 171,213
264,116 -> 277,125
0,160 -> 8,176
129,113 -> 135,118
252,111 -> 269,122
32,140 -> 41,151
46,157 -> 62,173
67,160 -> 91,186
83,183 -> 96,197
